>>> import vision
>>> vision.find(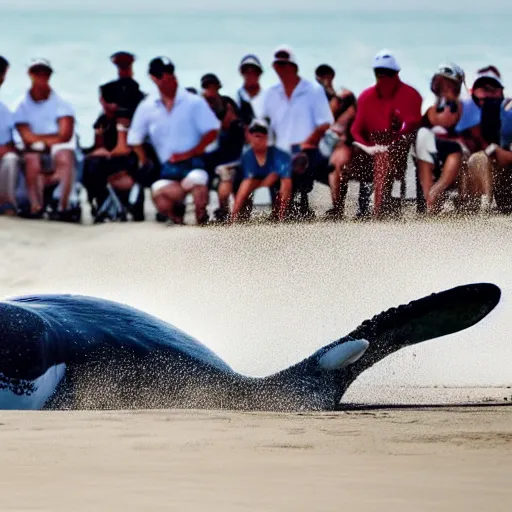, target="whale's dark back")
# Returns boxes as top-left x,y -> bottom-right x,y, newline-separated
0,294 -> 233,379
